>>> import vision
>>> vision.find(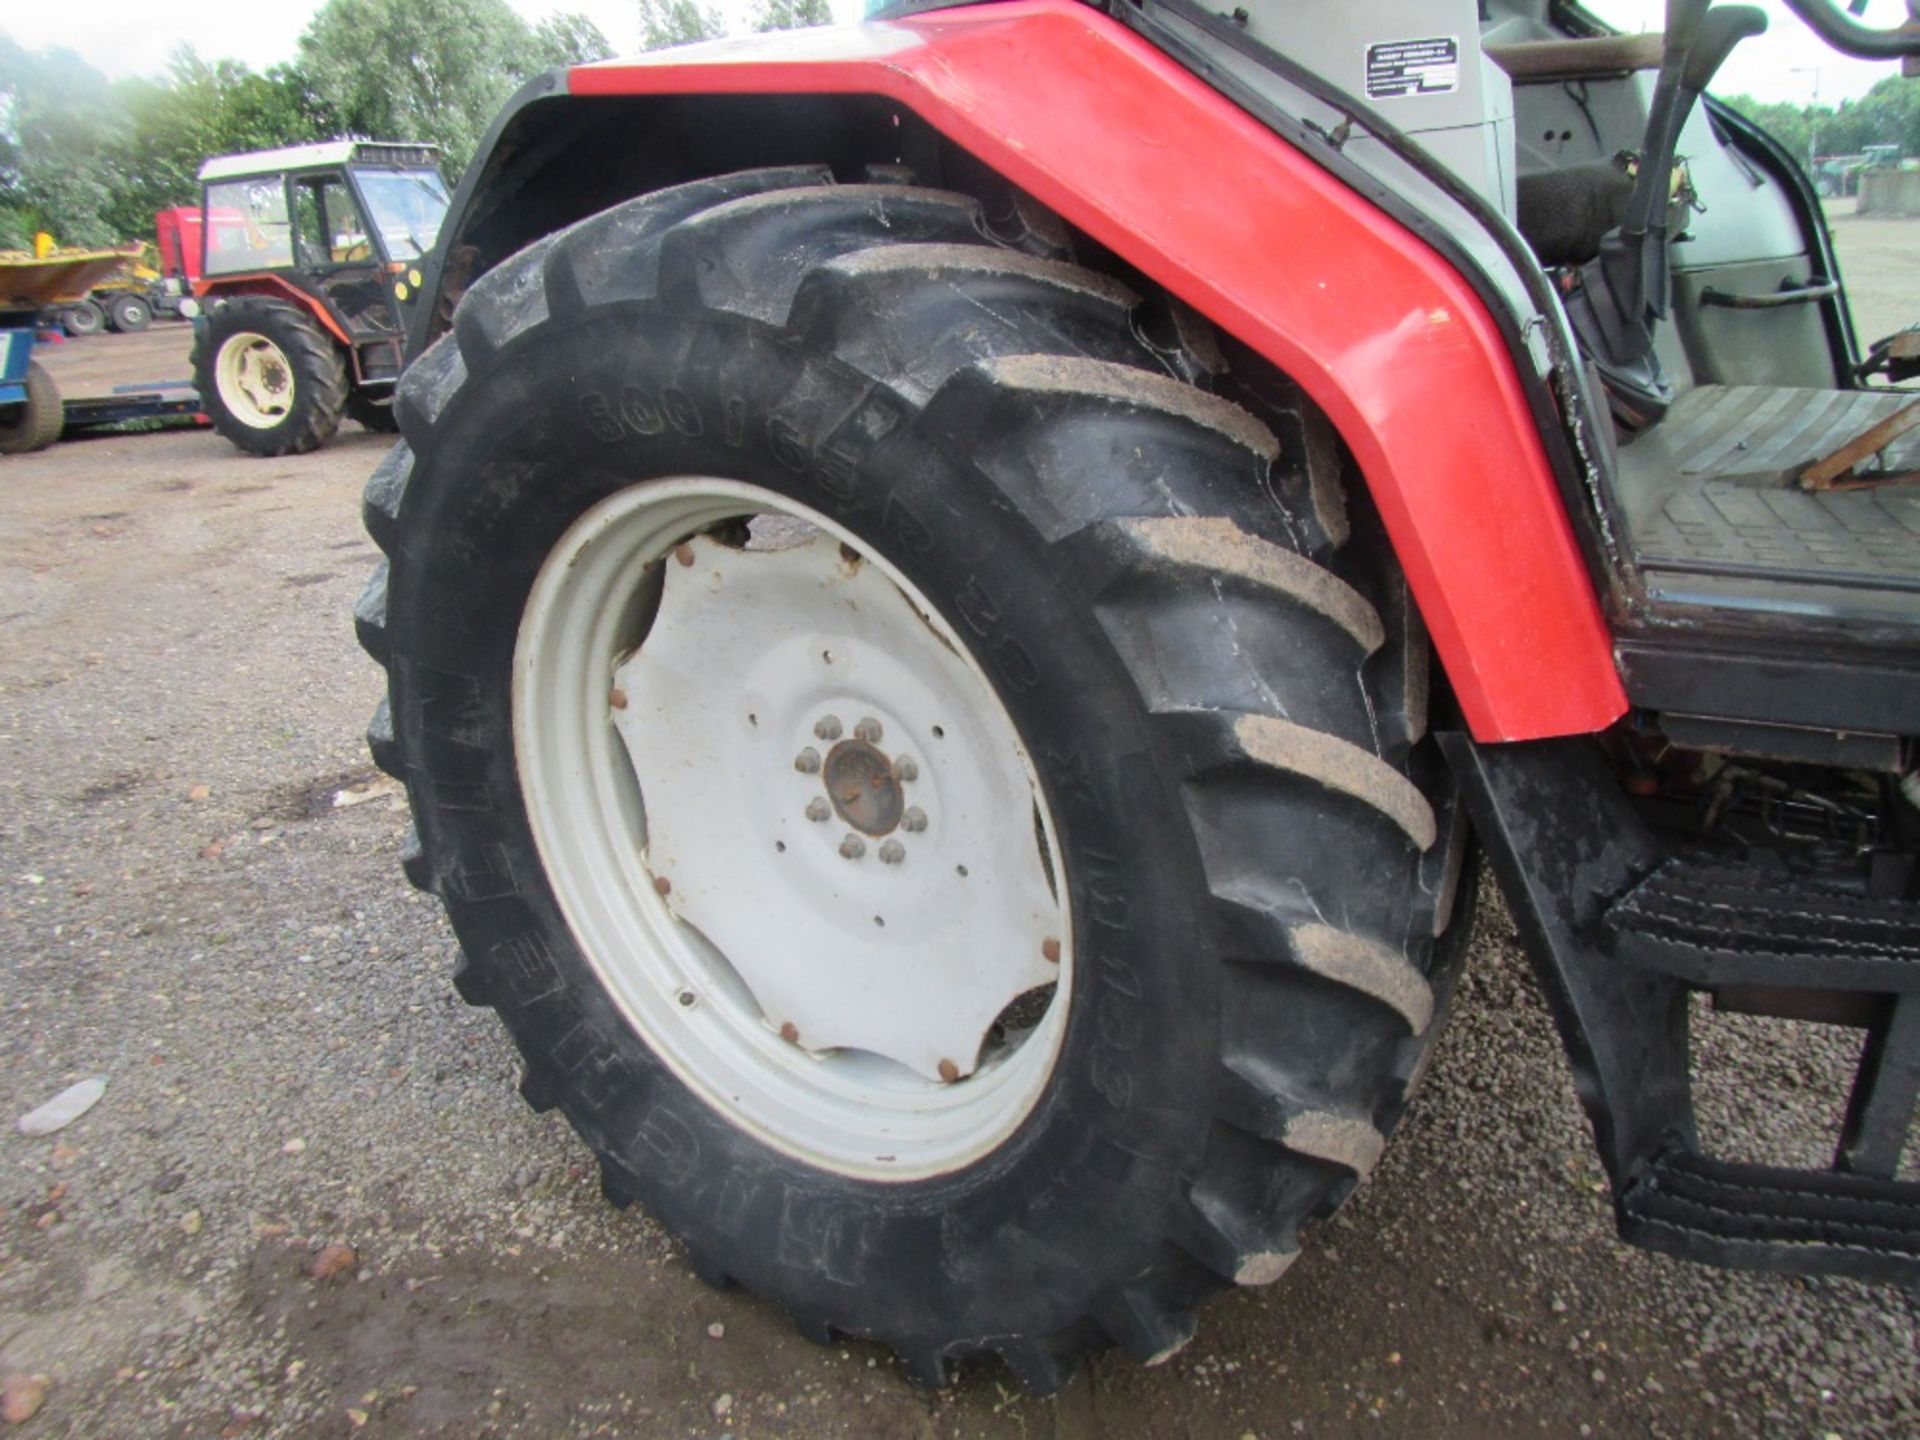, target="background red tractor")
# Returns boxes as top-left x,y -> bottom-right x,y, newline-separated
190,141 -> 450,455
